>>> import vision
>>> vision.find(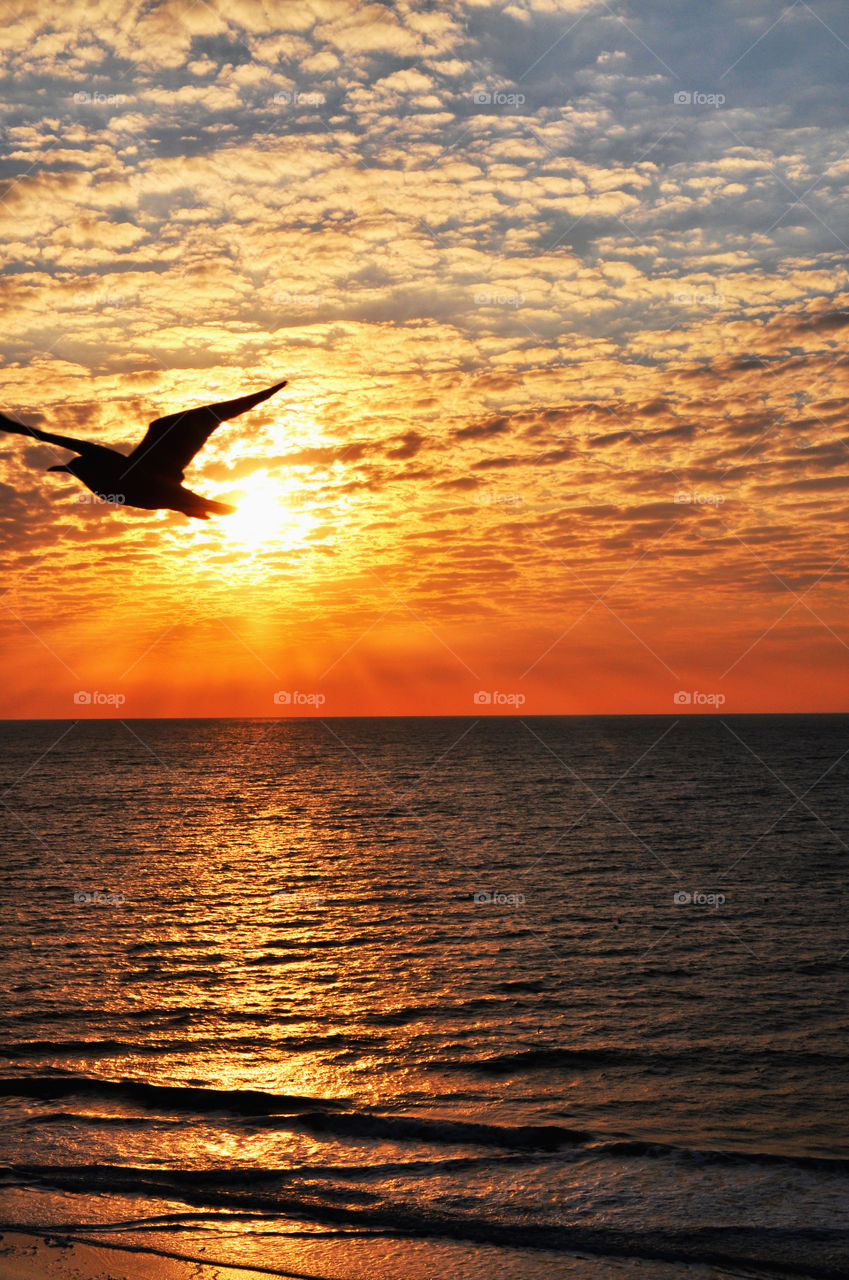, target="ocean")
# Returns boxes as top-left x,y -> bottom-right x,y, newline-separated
1,714 -> 848,1279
